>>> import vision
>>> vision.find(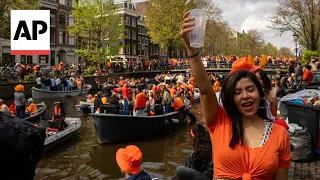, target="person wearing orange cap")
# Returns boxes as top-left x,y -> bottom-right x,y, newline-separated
14,84 -> 26,119
116,145 -> 152,180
